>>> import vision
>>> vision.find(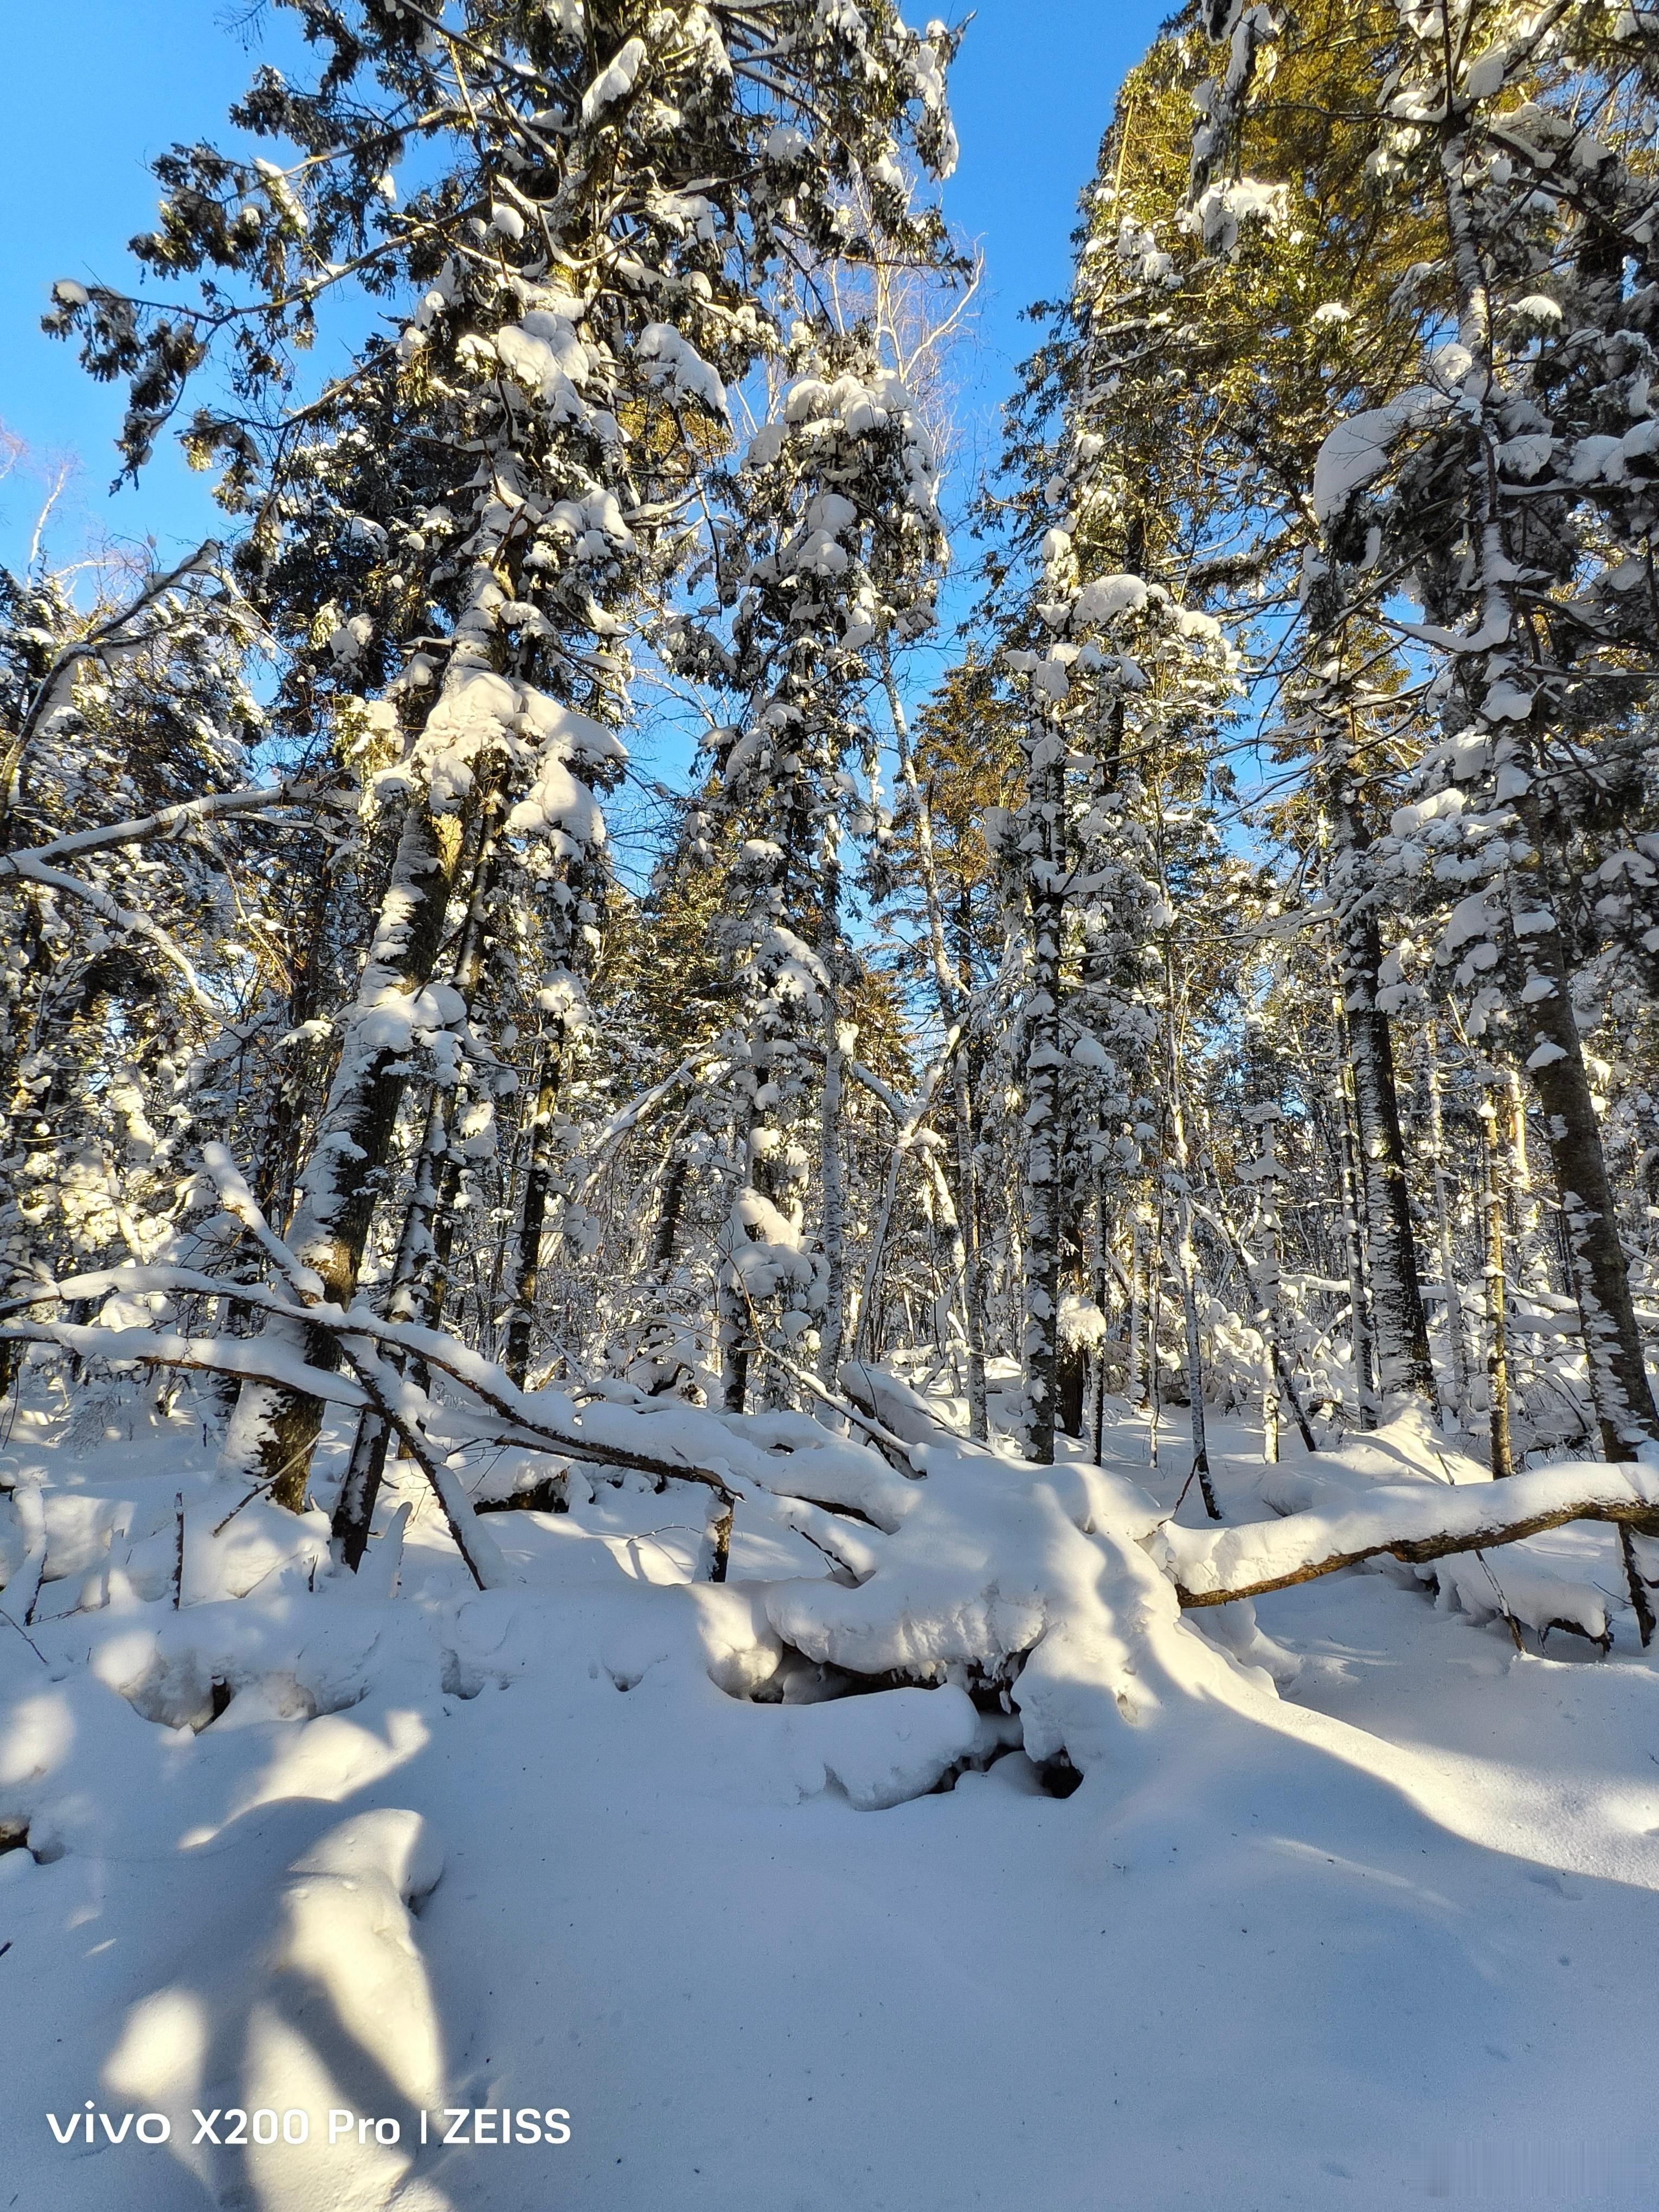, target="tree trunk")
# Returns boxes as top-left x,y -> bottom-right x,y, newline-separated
330,1082 -> 453,1566
1328,788 -> 1437,1409
221,788 -> 467,1507
1166,1458 -> 1659,1610
1436,155 -> 1656,1463
650,1154 -> 689,1276
504,1021 -> 565,1388
1088,1172 -> 1110,1465
1020,717 -> 1066,1465
1481,1086 -> 1514,1481
718,1107 -> 754,1414
926,1152 -> 972,1391
815,844 -> 848,1391
1128,1216 -> 1147,1414
1147,1207 -> 1166,1470
332,779 -> 505,1555
883,646 -> 987,1437
954,1049 -> 989,1441
1174,1196 -> 1216,1514
1424,1018 -> 1471,1422
1251,1110 -> 1283,1463
1330,1006 -> 1379,1432
1162,976 -> 1219,1519
1508,793 -> 1657,1460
